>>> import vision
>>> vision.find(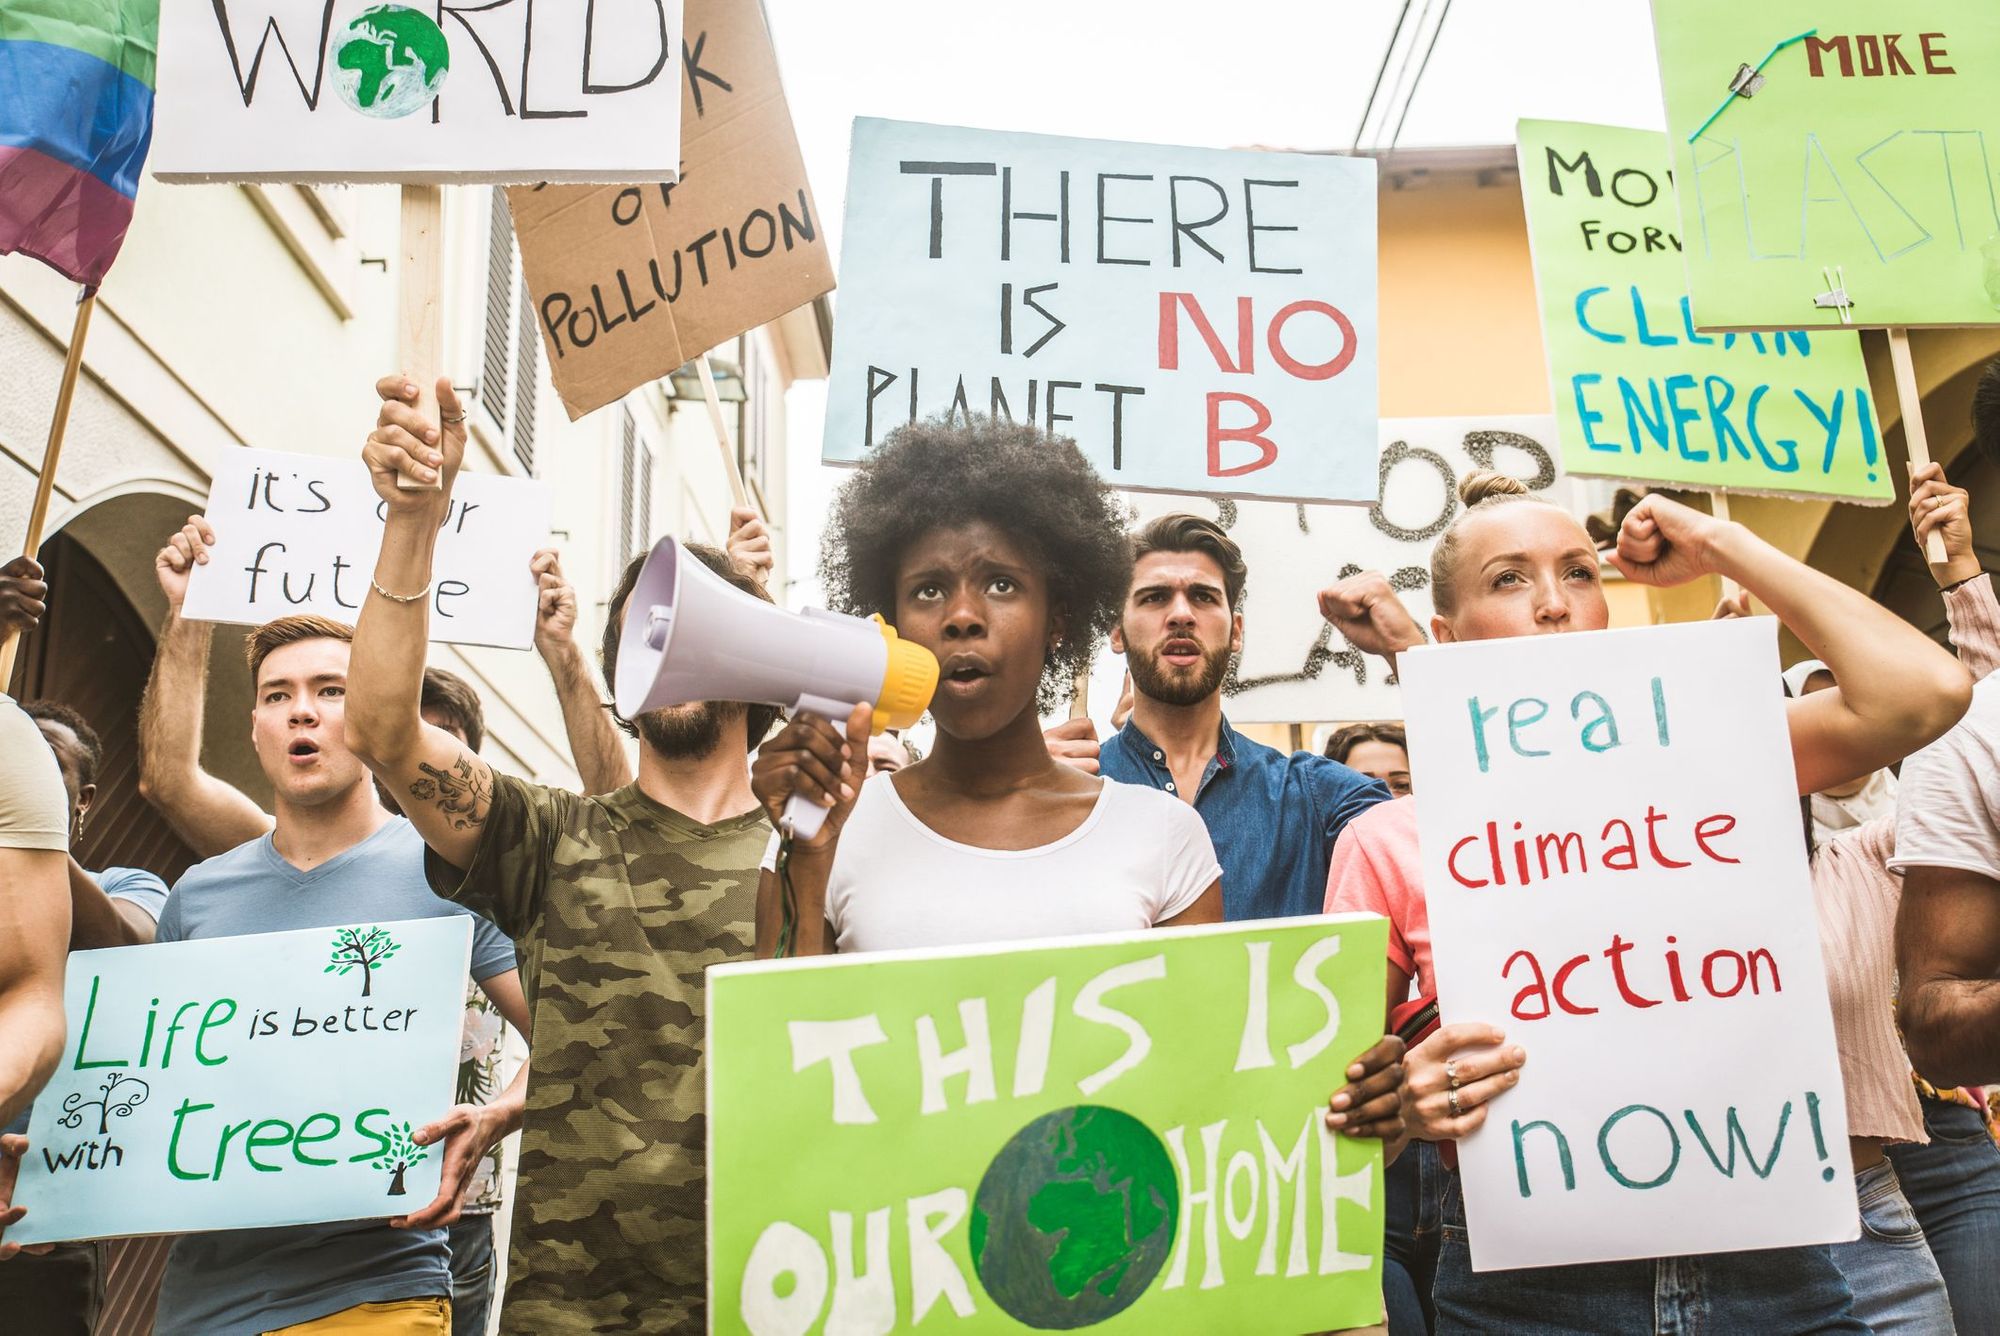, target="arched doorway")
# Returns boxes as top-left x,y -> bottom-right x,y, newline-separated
7,530 -> 199,883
